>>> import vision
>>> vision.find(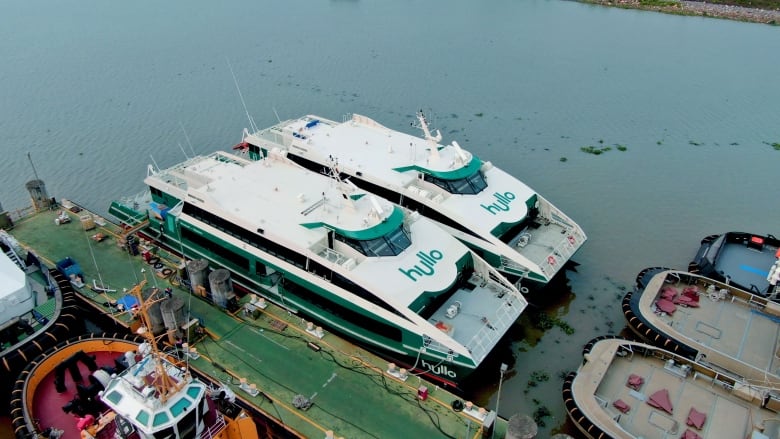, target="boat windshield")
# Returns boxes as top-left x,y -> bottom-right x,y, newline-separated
338,225 -> 412,257
424,170 -> 487,195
